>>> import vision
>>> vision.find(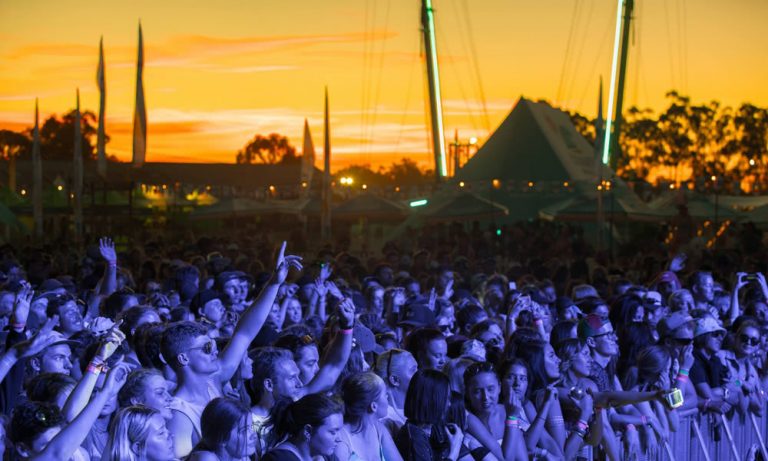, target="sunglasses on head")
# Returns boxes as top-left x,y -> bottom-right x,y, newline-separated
465,361 -> 495,379
740,334 -> 760,346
